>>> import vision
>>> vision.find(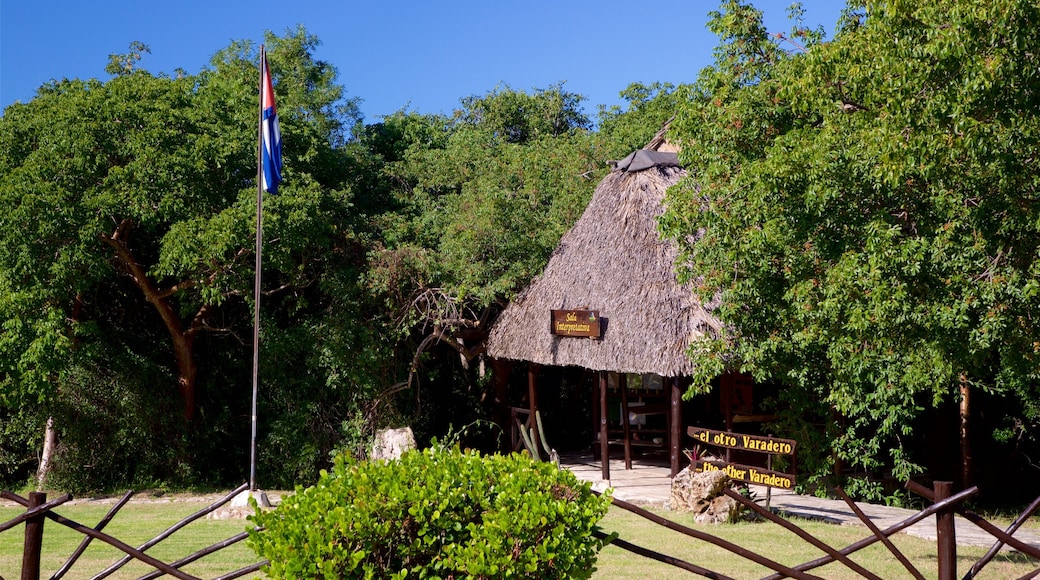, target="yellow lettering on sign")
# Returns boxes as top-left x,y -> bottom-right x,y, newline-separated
688,427 -> 795,458
724,465 -> 746,480
555,322 -> 591,333
748,469 -> 792,489
712,432 -> 737,447
741,435 -> 793,455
